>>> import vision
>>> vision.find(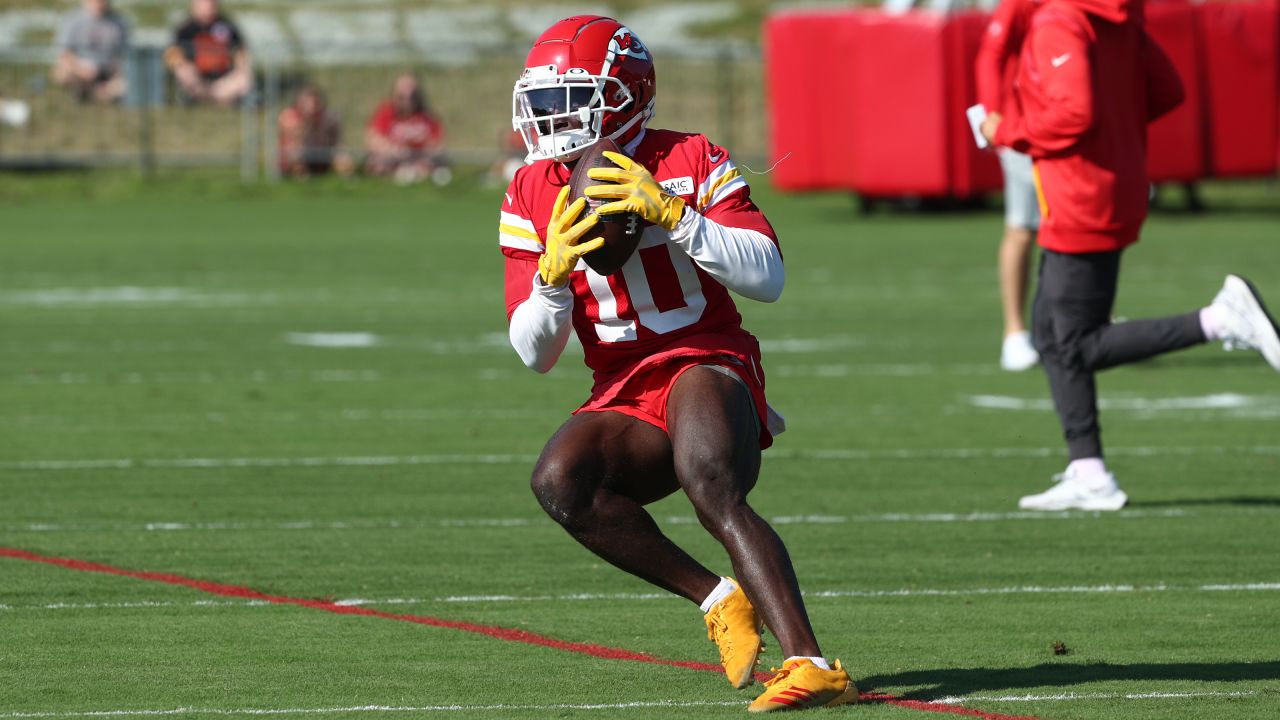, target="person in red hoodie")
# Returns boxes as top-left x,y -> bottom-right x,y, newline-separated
975,0 -> 1042,372
981,0 -> 1280,510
